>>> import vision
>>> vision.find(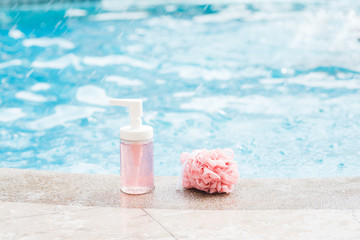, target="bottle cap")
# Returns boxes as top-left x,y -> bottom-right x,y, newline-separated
109,99 -> 153,141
